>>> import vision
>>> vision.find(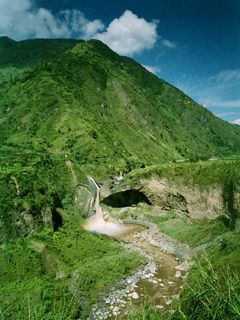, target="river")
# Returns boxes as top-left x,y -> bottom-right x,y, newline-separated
84,177 -> 190,319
